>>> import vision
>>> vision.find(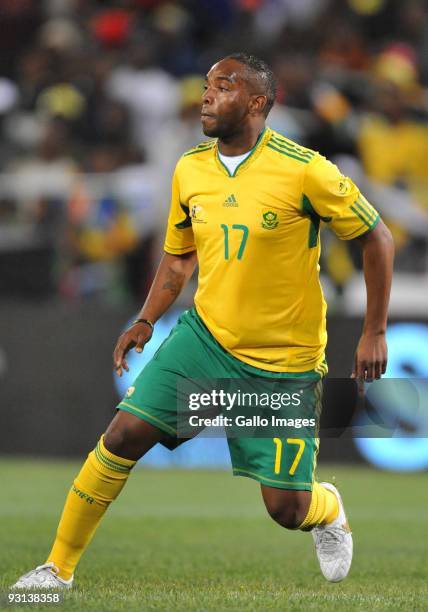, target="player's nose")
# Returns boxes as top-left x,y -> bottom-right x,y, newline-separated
202,86 -> 214,105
